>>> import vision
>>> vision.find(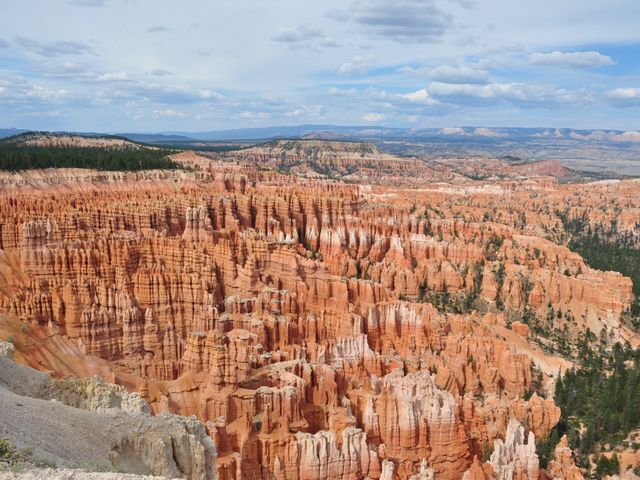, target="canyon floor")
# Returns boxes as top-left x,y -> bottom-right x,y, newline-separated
1,134 -> 639,479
